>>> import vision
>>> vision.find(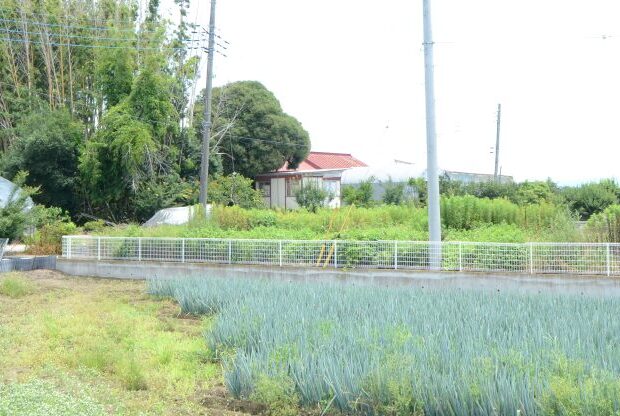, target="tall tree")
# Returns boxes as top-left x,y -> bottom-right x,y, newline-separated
194,81 -> 311,179
1,109 -> 83,213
